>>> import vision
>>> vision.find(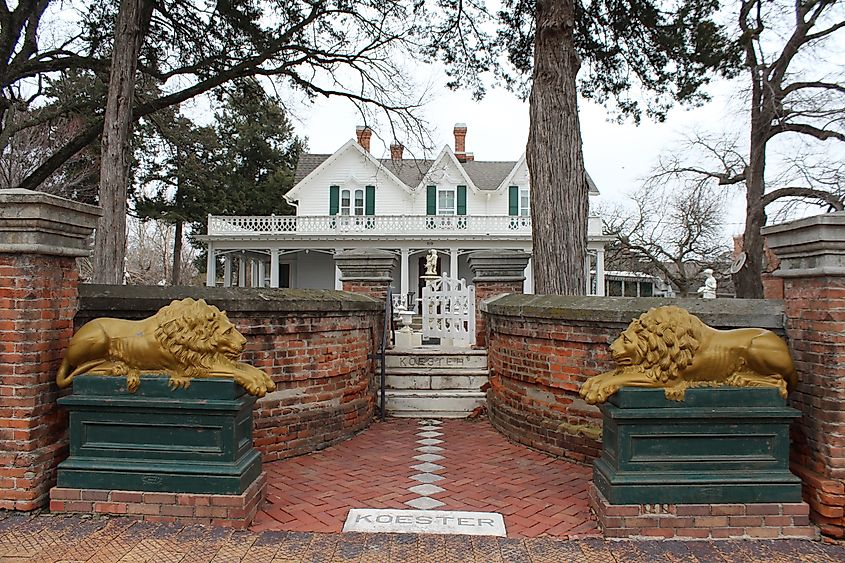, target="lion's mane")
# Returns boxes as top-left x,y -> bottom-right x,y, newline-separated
627,306 -> 704,384
153,298 -> 238,378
